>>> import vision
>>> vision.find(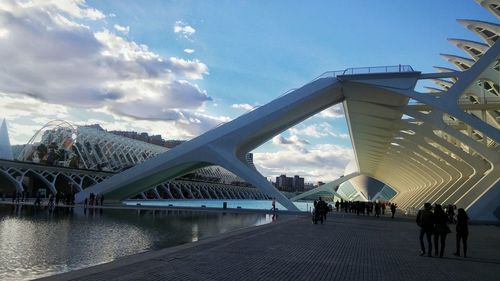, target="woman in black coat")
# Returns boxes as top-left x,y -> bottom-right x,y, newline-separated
454,208 -> 469,258
433,204 -> 450,258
